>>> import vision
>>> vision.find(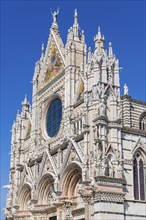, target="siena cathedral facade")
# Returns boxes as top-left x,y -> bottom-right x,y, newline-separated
5,9 -> 146,220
